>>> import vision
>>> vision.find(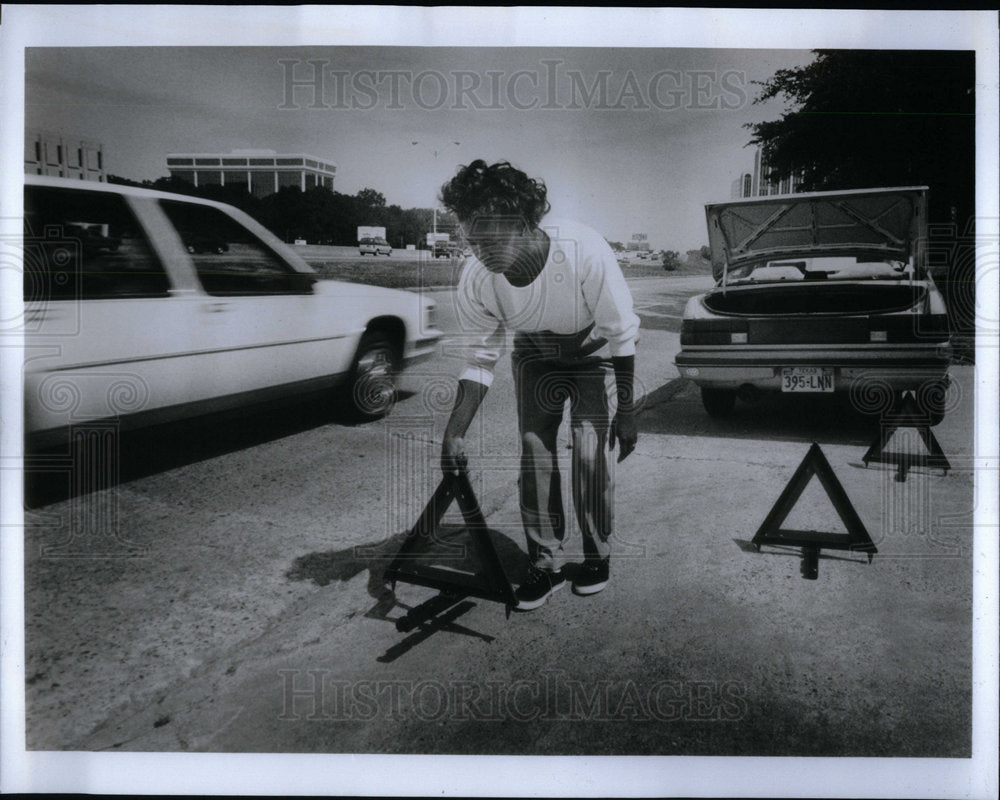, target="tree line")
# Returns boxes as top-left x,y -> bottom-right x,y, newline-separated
106,175 -> 458,248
